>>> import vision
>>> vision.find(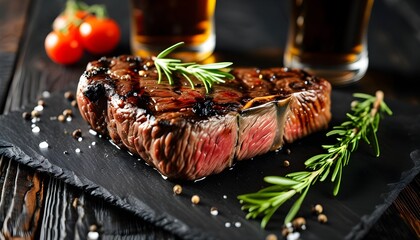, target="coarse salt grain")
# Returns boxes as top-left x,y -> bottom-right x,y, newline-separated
286,232 -> 300,240
225,222 -> 231,228
42,91 -> 51,98
91,141 -> 96,146
32,126 -> 40,133
234,222 -> 241,227
210,207 -> 218,216
89,129 -> 98,135
31,118 -> 40,123
75,148 -> 81,153
87,231 -> 99,240
39,141 -> 48,149
34,105 -> 44,111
